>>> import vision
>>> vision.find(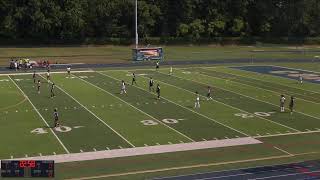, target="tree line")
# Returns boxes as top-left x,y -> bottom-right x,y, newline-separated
0,0 -> 319,43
